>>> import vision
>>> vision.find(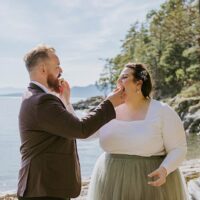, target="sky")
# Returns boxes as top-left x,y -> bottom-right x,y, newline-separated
0,0 -> 166,88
